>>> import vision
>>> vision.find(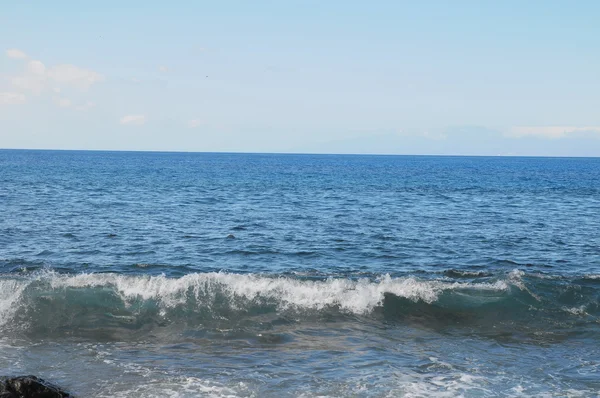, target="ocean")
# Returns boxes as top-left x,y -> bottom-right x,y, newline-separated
0,150 -> 599,397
